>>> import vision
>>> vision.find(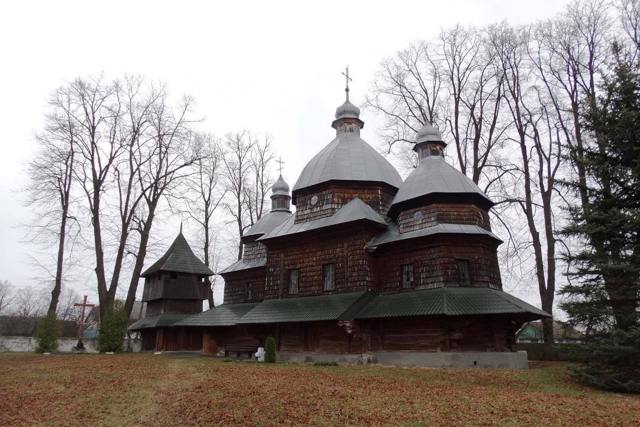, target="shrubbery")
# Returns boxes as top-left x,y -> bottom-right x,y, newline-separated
35,311 -> 60,353
264,336 -> 276,363
571,327 -> 640,393
98,307 -> 128,353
